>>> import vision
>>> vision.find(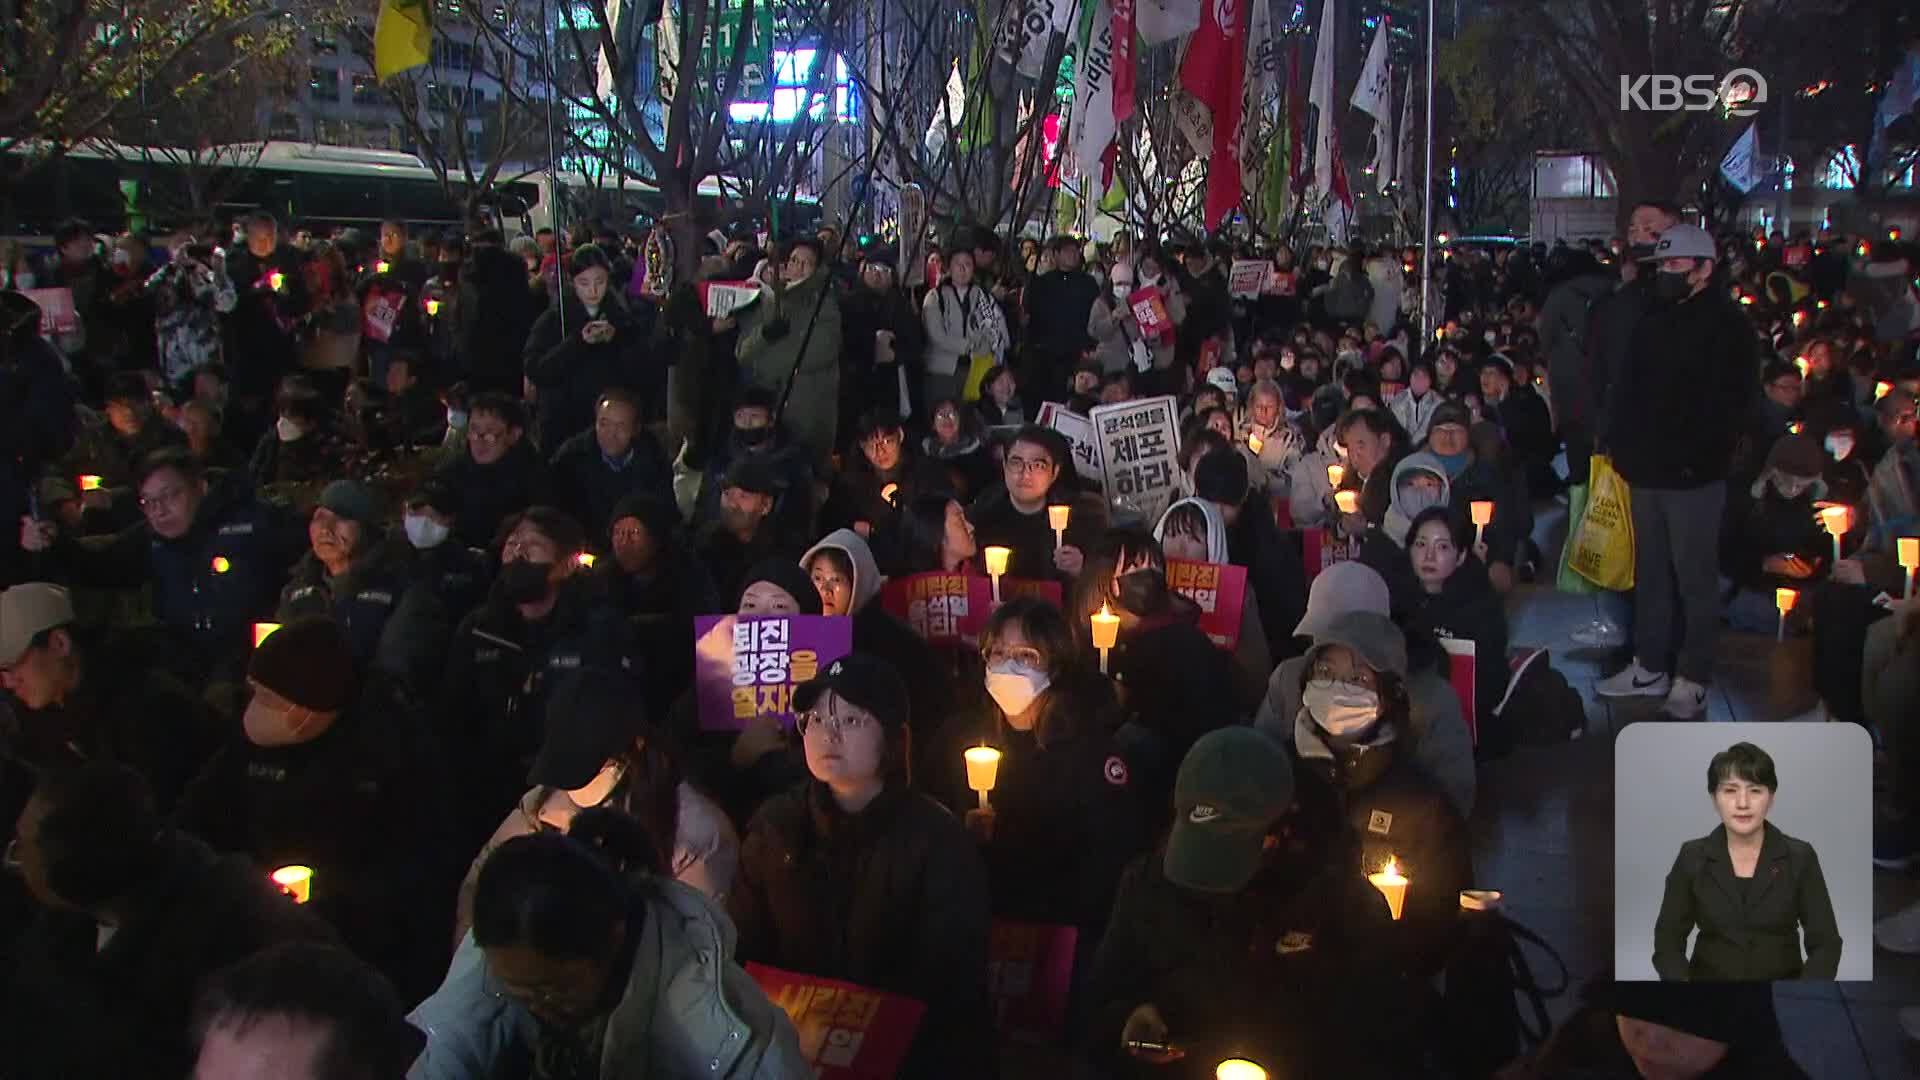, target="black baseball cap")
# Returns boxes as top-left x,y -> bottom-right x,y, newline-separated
530,669 -> 647,789
407,477 -> 464,518
1164,727 -> 1295,893
793,653 -> 910,729
1429,399 -> 1473,433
